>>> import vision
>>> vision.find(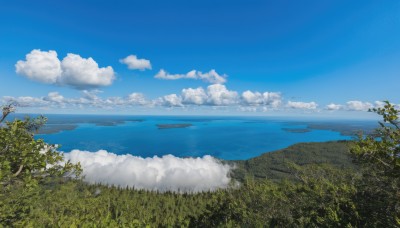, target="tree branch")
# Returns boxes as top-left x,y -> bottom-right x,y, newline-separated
13,164 -> 24,177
